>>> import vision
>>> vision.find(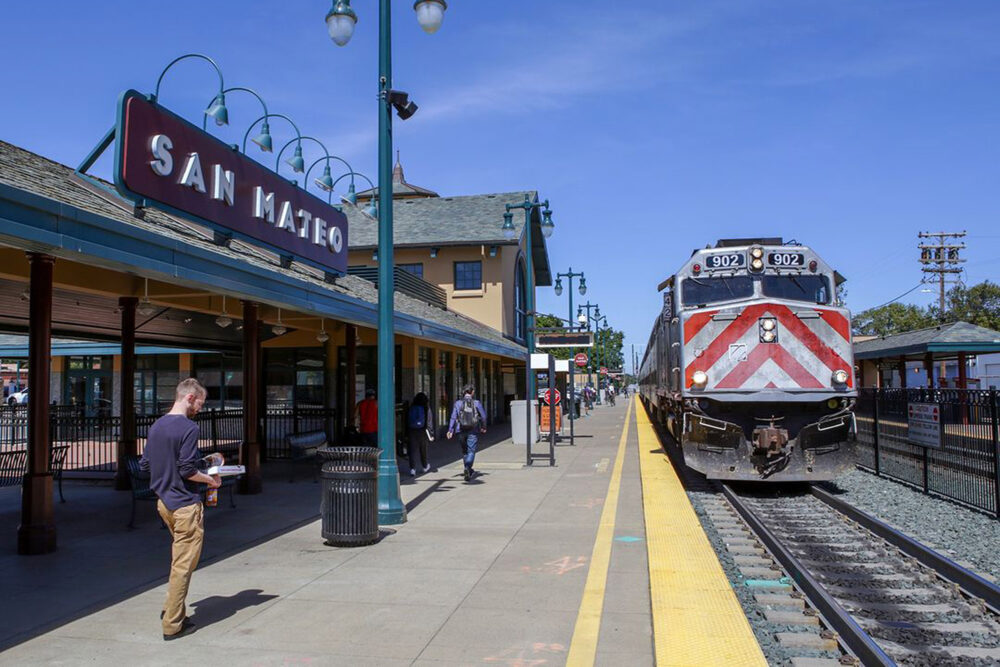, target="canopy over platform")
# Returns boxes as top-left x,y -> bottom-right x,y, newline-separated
854,321 -> 1000,361
854,321 -> 1000,389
